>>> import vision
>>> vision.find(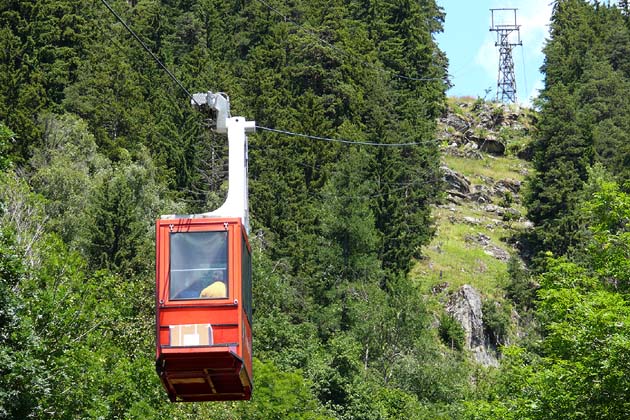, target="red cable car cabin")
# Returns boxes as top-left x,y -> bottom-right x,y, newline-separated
155,217 -> 253,402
